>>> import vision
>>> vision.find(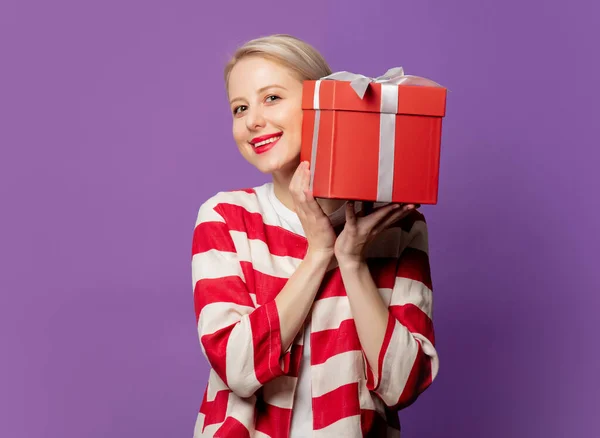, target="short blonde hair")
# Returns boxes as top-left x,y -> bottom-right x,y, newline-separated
224,34 -> 332,88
